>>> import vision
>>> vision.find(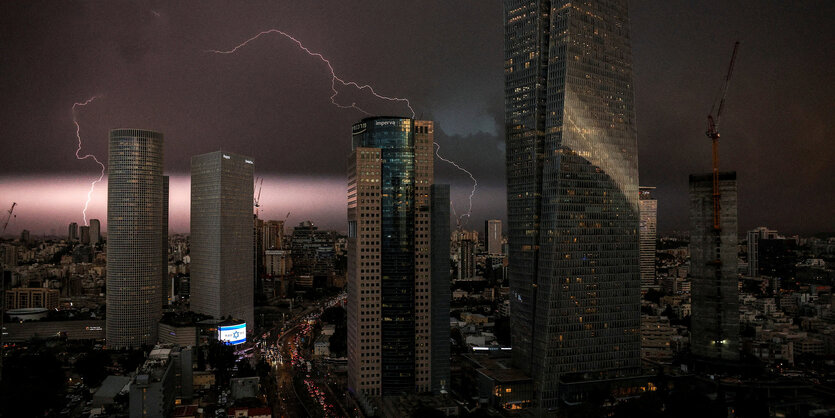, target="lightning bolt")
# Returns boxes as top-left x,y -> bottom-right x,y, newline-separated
435,142 -> 477,226
207,29 -> 478,225
206,29 -> 413,117
72,96 -> 104,226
